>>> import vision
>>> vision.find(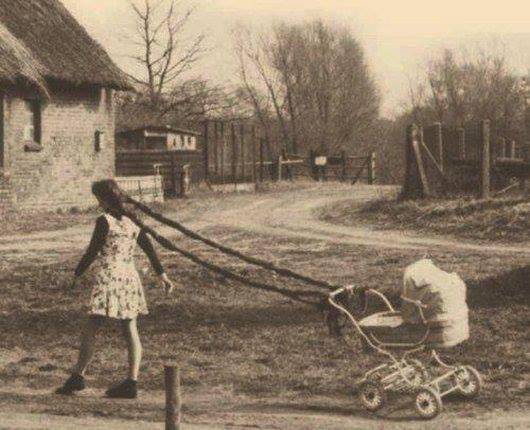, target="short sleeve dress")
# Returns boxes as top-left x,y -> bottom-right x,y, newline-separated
88,214 -> 149,319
